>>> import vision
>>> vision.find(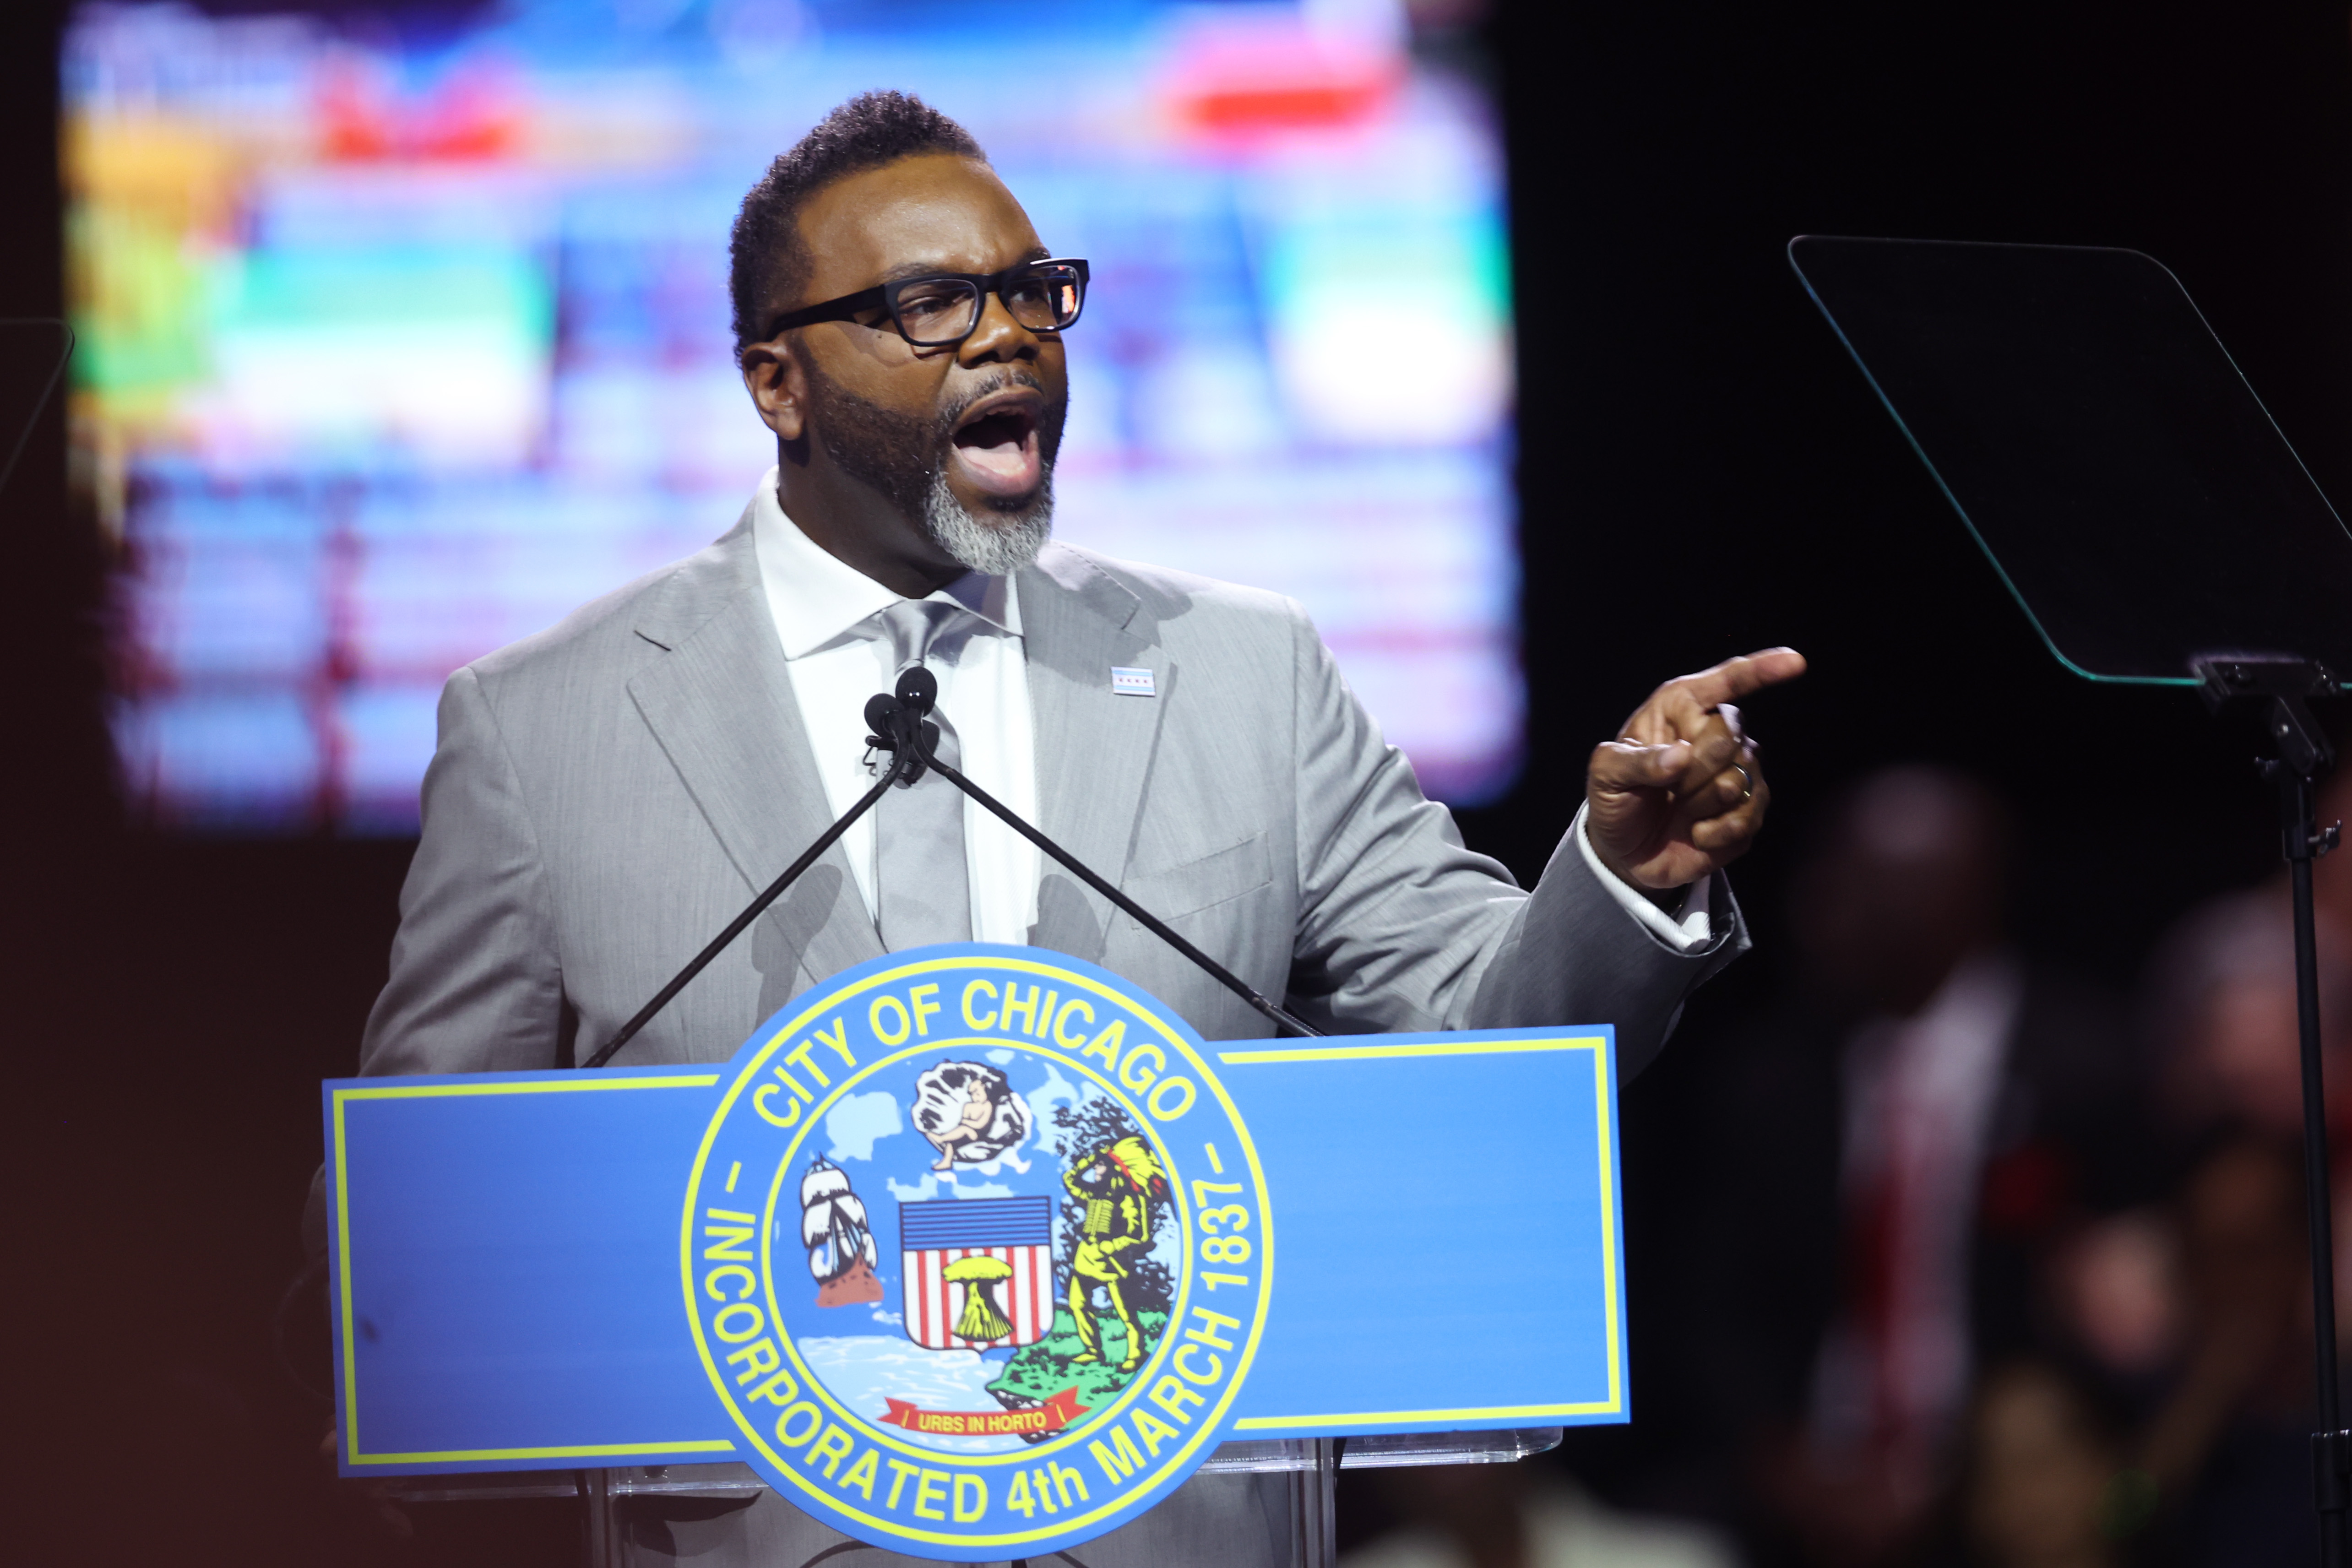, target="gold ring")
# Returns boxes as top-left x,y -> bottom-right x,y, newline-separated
1732,764 -> 1754,804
